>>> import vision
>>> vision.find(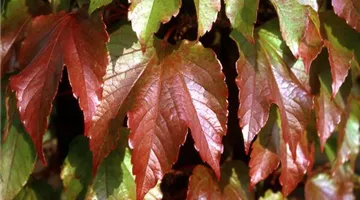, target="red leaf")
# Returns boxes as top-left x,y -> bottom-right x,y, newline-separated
279,132 -> 314,196
87,25 -> 227,200
332,0 -> 360,32
231,20 -> 313,156
9,11 -> 108,164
